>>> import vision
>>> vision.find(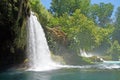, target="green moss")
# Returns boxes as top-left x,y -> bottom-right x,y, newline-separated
0,0 -> 30,70
82,57 -> 94,64
51,53 -> 66,64
14,0 -> 17,3
14,7 -> 18,11
14,19 -> 27,49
